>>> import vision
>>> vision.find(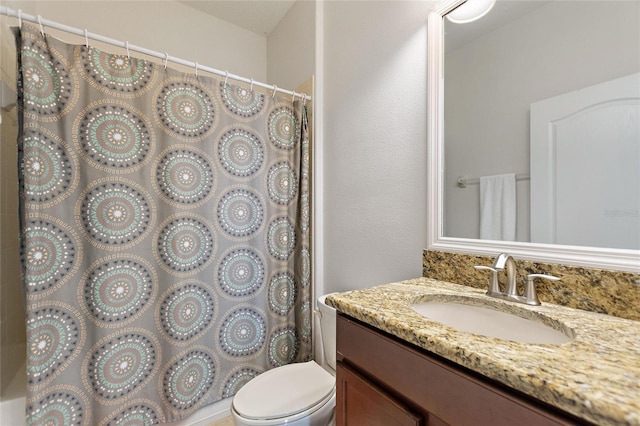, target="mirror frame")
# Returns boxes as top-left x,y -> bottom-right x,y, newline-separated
426,0 -> 640,273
